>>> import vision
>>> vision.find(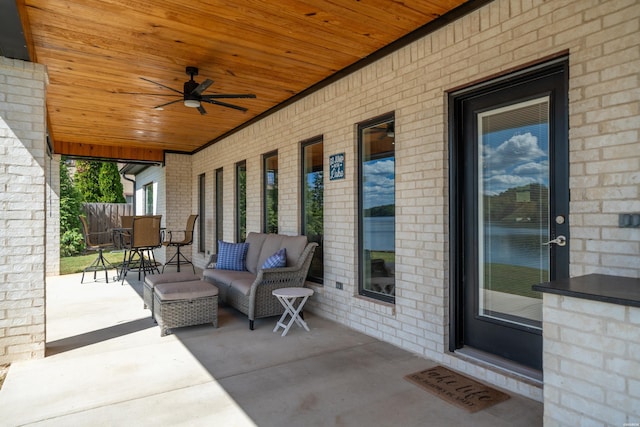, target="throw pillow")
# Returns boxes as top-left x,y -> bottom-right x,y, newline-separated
261,248 -> 287,269
216,240 -> 249,271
